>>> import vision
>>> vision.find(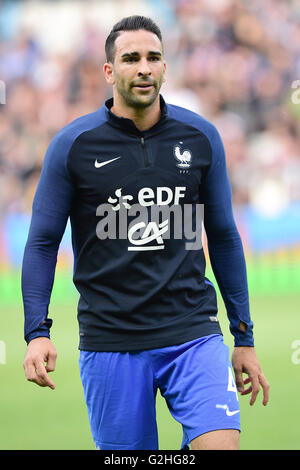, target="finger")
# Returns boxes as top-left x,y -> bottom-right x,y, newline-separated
24,361 -> 48,388
35,361 -> 56,390
240,384 -> 252,395
259,375 -> 270,406
24,361 -> 38,382
240,377 -> 252,394
249,376 -> 260,406
45,351 -> 57,373
243,377 -> 251,386
31,376 -> 49,388
234,368 -> 244,393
